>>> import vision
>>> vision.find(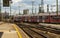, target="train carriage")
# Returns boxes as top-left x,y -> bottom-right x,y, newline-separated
49,15 -> 60,23
14,13 -> 60,24
40,13 -> 60,23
